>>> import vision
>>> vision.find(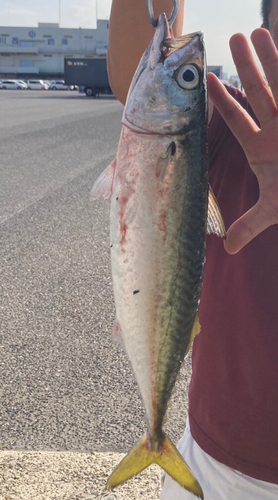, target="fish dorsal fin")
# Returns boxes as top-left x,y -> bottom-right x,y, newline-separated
185,313 -> 201,357
91,158 -> 117,199
207,185 -> 226,238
